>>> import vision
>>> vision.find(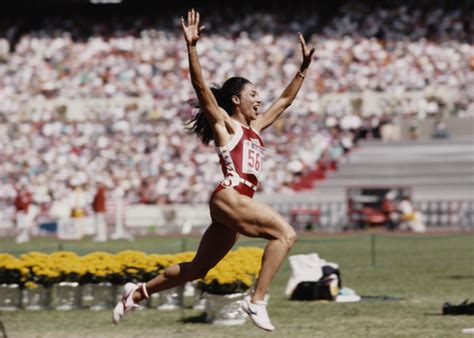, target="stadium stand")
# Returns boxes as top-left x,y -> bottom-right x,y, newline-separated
0,0 -> 472,233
